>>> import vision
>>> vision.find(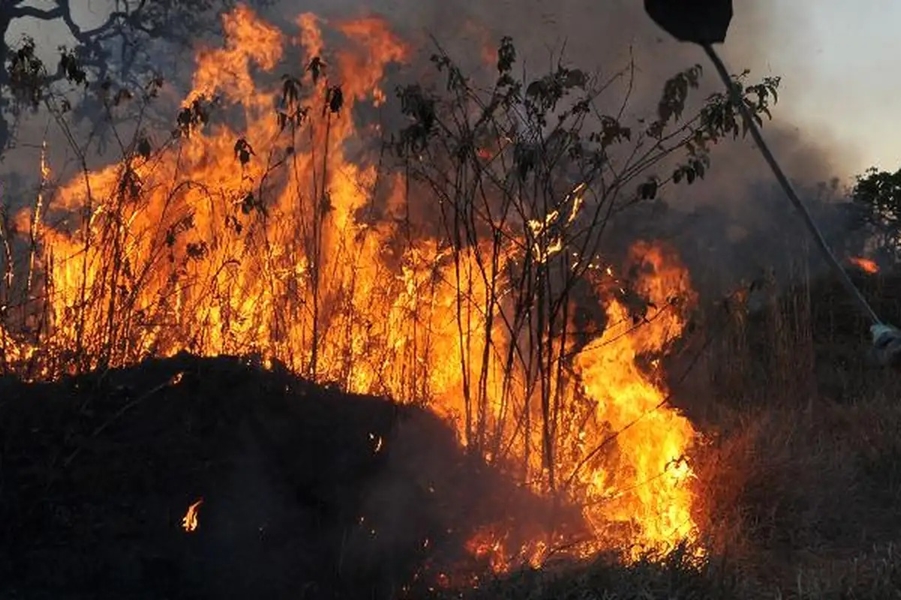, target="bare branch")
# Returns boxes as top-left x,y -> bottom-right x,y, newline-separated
9,5 -> 64,20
